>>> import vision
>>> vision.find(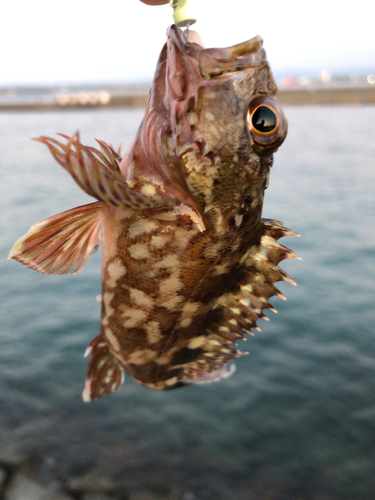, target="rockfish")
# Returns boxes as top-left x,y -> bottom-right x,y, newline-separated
9,26 -> 298,401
